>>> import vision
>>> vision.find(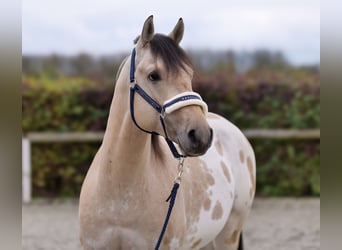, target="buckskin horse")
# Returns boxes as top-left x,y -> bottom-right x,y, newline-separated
79,15 -> 256,250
